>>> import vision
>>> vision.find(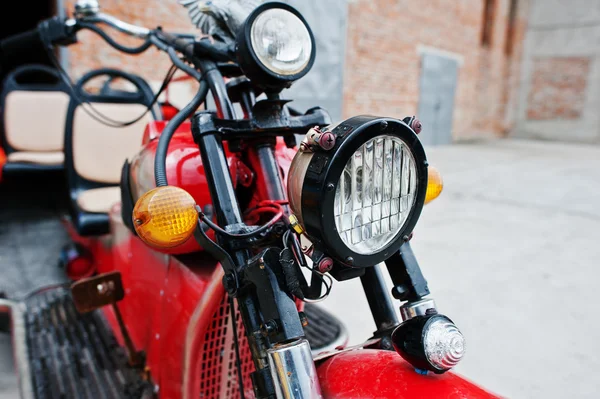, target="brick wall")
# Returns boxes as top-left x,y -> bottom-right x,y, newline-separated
65,0 -> 193,84
343,0 -> 529,140
526,57 -> 591,121
65,0 -> 529,141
